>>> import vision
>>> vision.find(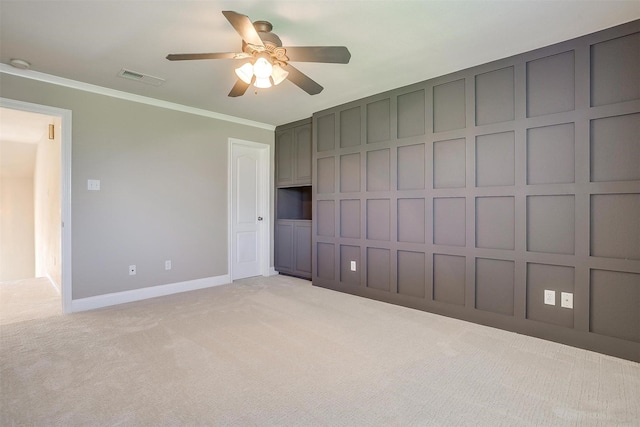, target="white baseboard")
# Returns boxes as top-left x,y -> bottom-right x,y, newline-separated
268,267 -> 279,276
71,274 -> 231,313
45,274 -> 61,294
